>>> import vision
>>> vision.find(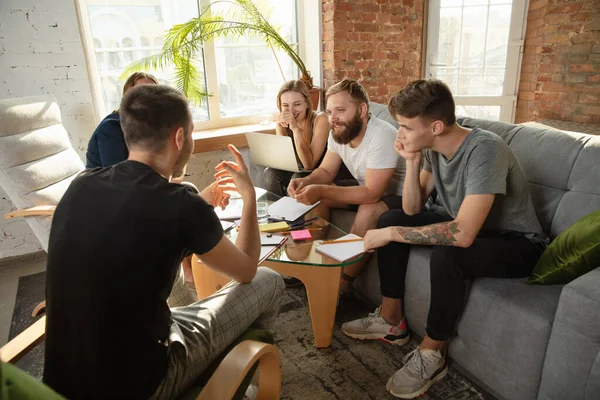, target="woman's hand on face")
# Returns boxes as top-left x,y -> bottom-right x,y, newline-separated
280,111 -> 298,130
277,112 -> 289,128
